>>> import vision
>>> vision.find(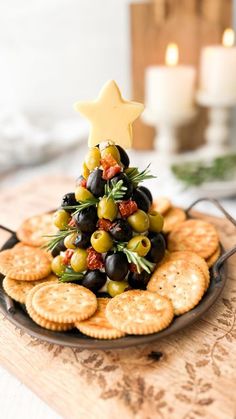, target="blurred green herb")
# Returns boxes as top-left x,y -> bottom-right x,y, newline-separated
171,154 -> 236,187
126,163 -> 156,186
